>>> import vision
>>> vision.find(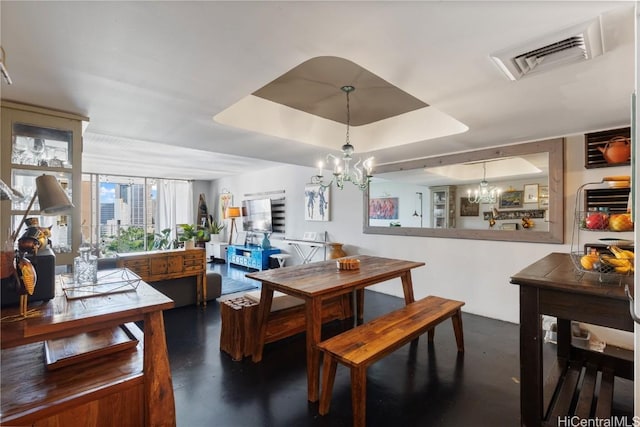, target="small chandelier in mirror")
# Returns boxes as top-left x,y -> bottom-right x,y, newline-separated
311,85 -> 374,190
467,162 -> 501,204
